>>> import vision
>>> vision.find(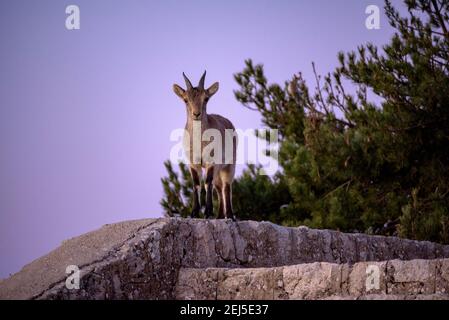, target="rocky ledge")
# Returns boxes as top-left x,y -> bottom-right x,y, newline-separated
1,218 -> 449,300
